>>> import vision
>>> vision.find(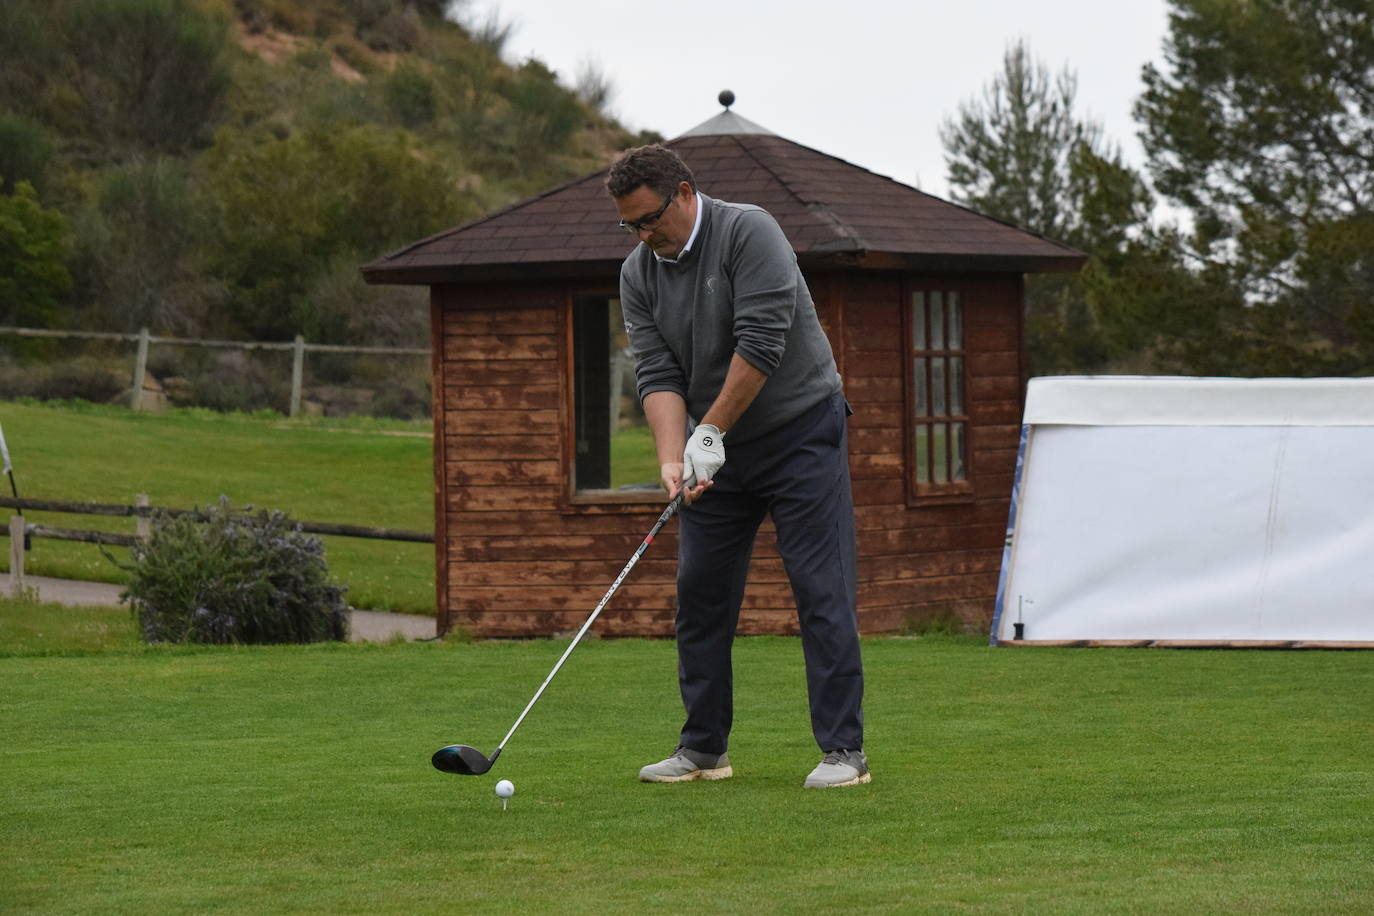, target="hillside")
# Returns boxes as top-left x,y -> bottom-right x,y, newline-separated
0,0 -> 656,355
